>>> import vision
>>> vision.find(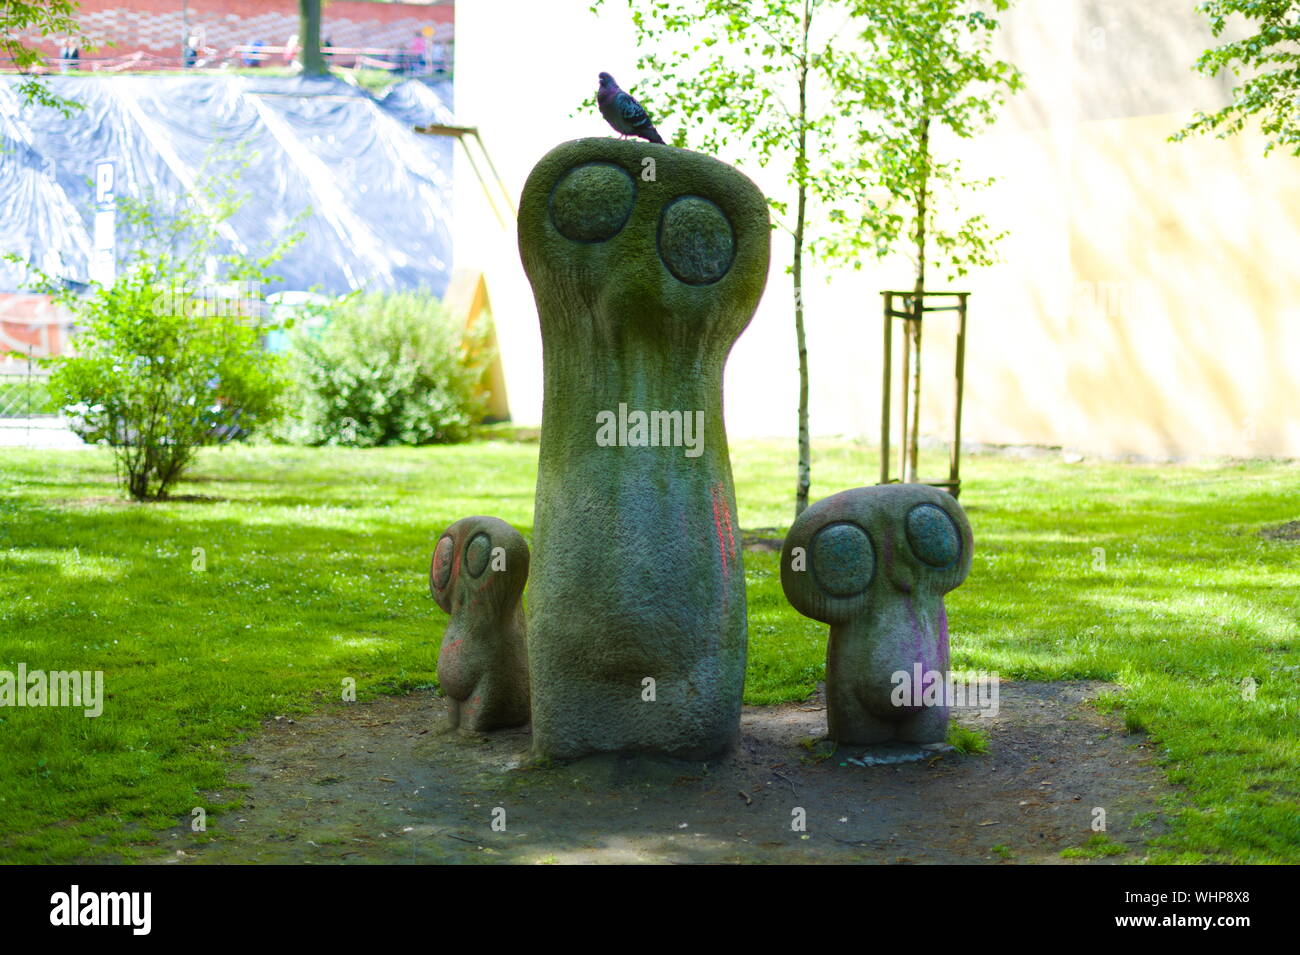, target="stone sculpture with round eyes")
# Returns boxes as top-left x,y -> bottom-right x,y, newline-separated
518,138 -> 770,759
429,516 -> 530,733
780,485 -> 974,745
